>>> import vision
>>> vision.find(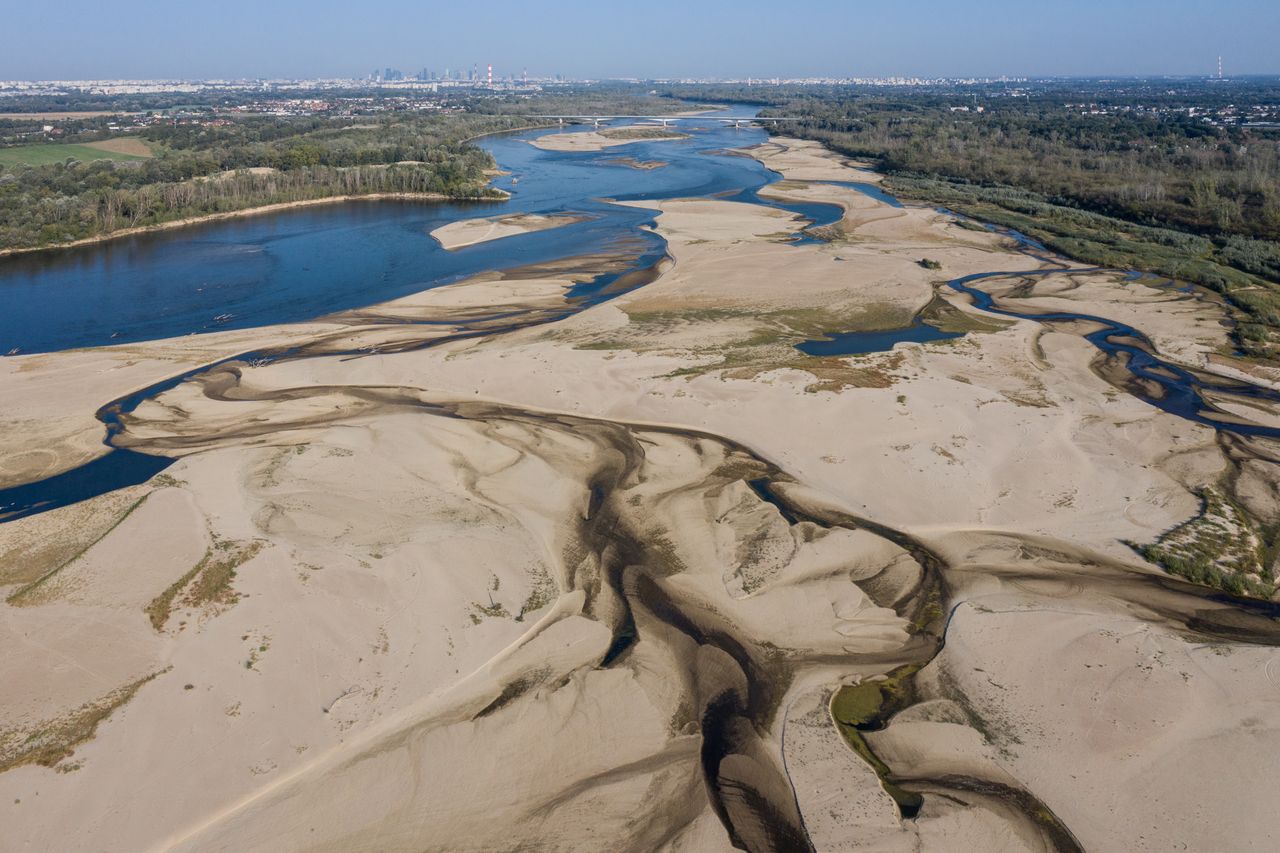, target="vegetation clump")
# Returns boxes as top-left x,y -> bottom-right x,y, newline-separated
144,537 -> 265,631
0,670 -> 164,772
515,563 -> 558,621
6,494 -> 149,604
1137,486 -> 1275,598
598,126 -> 689,141
829,666 -> 924,816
